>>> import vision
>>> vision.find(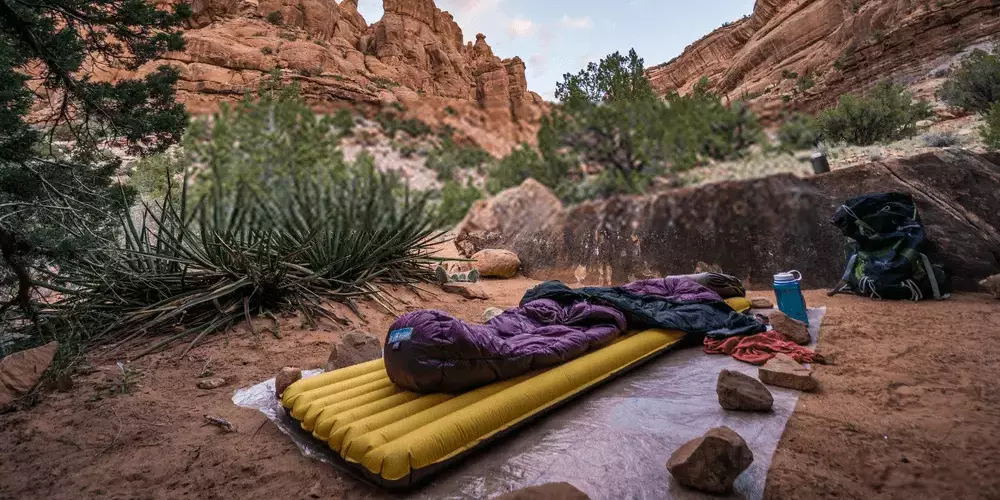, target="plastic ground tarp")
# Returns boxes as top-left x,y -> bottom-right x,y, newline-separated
234,307 -> 826,500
